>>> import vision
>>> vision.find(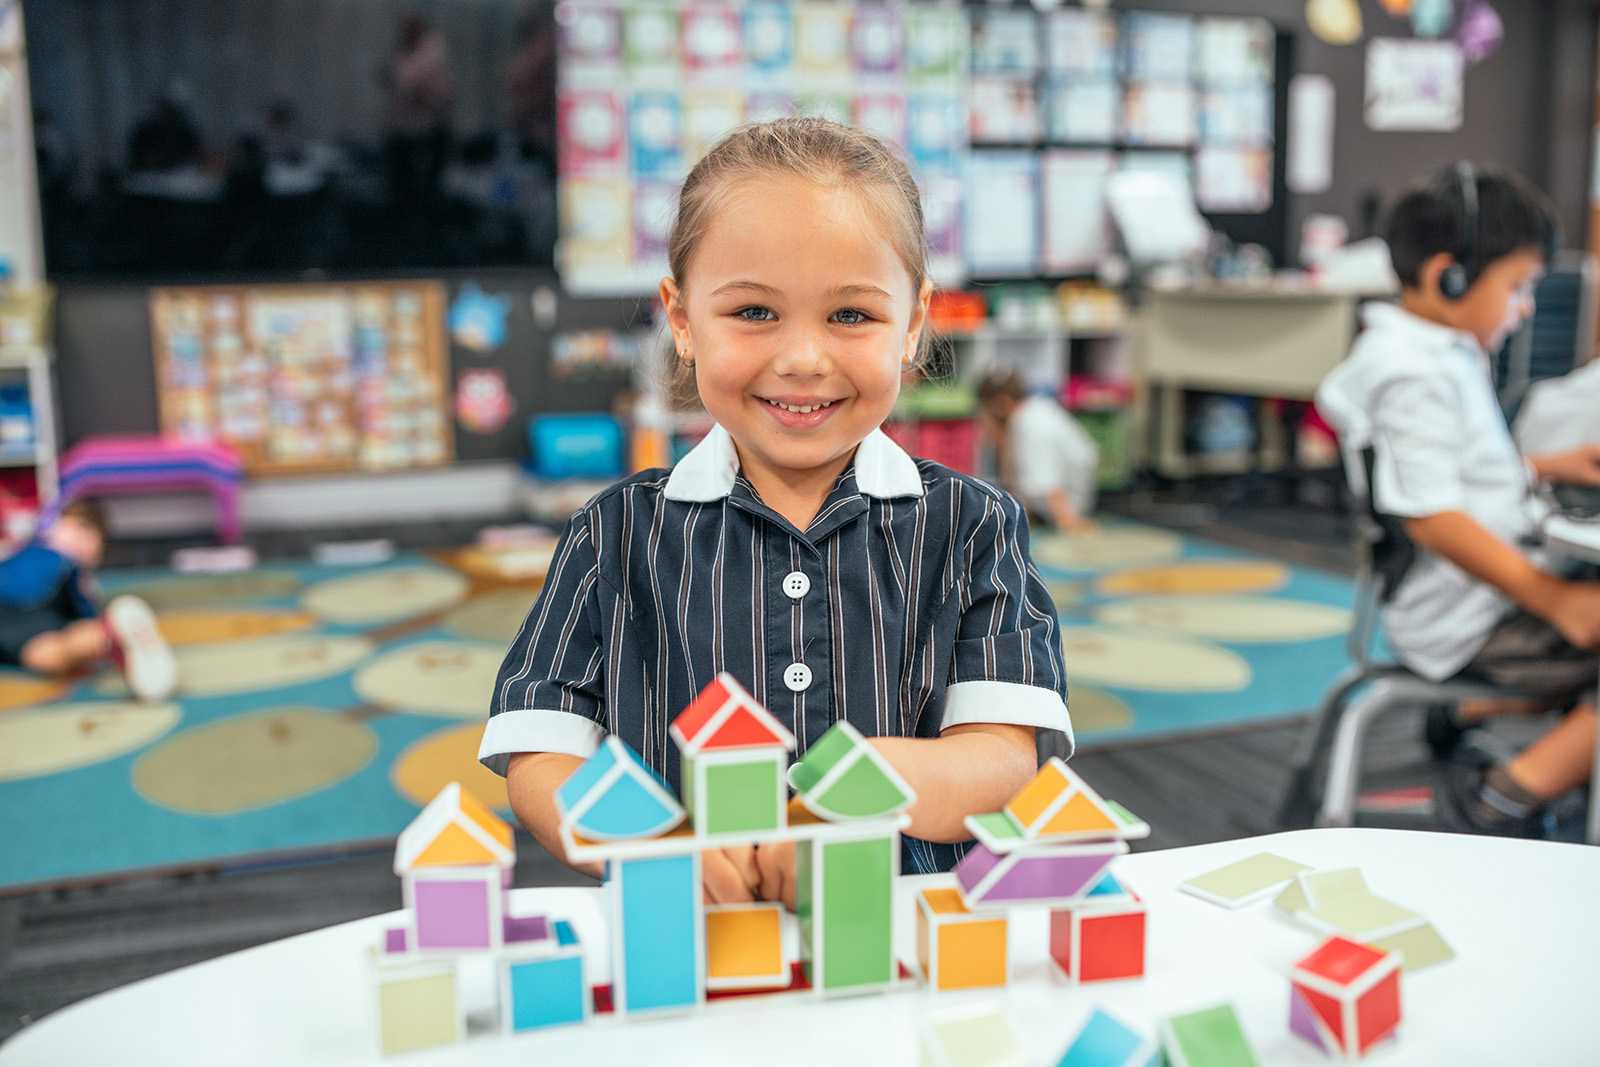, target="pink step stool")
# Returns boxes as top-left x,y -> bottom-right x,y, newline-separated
46,436 -> 245,543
